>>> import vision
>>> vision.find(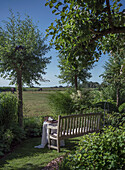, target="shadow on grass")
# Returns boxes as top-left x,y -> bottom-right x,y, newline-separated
0,163 -> 43,170
65,138 -> 81,151
0,138 -> 51,167
0,136 -> 82,169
